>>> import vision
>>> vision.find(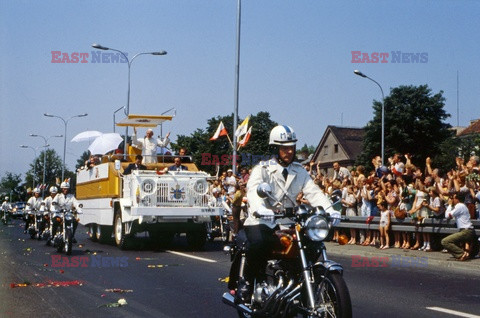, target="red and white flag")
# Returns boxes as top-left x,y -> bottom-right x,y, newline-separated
210,121 -> 229,141
238,127 -> 252,147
